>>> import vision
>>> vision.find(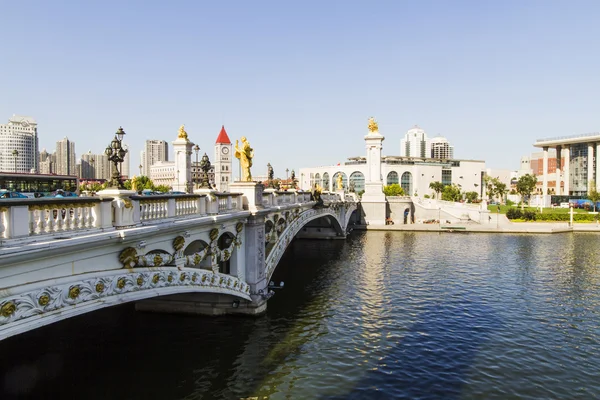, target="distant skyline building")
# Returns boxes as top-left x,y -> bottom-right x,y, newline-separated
56,137 -> 76,175
430,136 -> 454,160
400,125 -> 431,158
38,149 -> 55,174
0,115 -> 39,173
142,140 -> 168,176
